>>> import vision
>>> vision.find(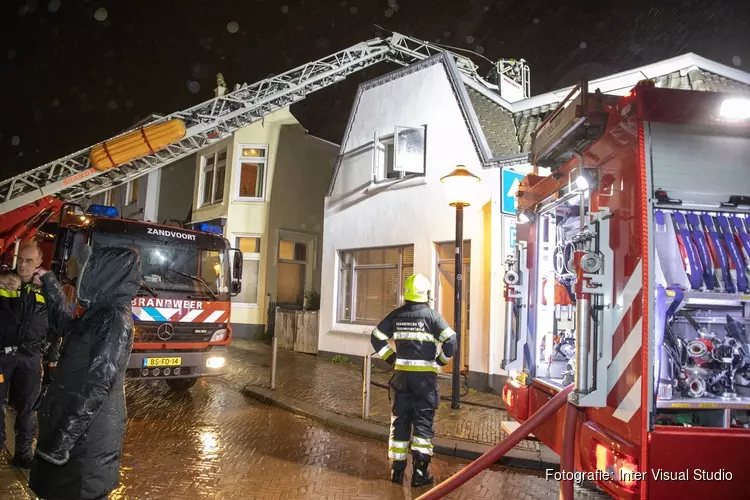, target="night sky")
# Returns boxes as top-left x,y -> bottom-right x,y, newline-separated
1,0 -> 749,182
